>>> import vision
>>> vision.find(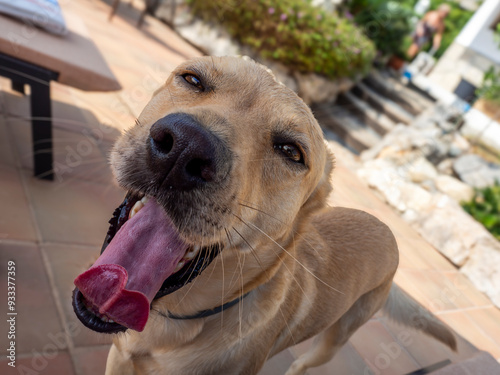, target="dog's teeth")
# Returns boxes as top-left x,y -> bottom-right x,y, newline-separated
141,196 -> 149,204
184,246 -> 200,260
129,201 -> 145,219
174,260 -> 185,273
